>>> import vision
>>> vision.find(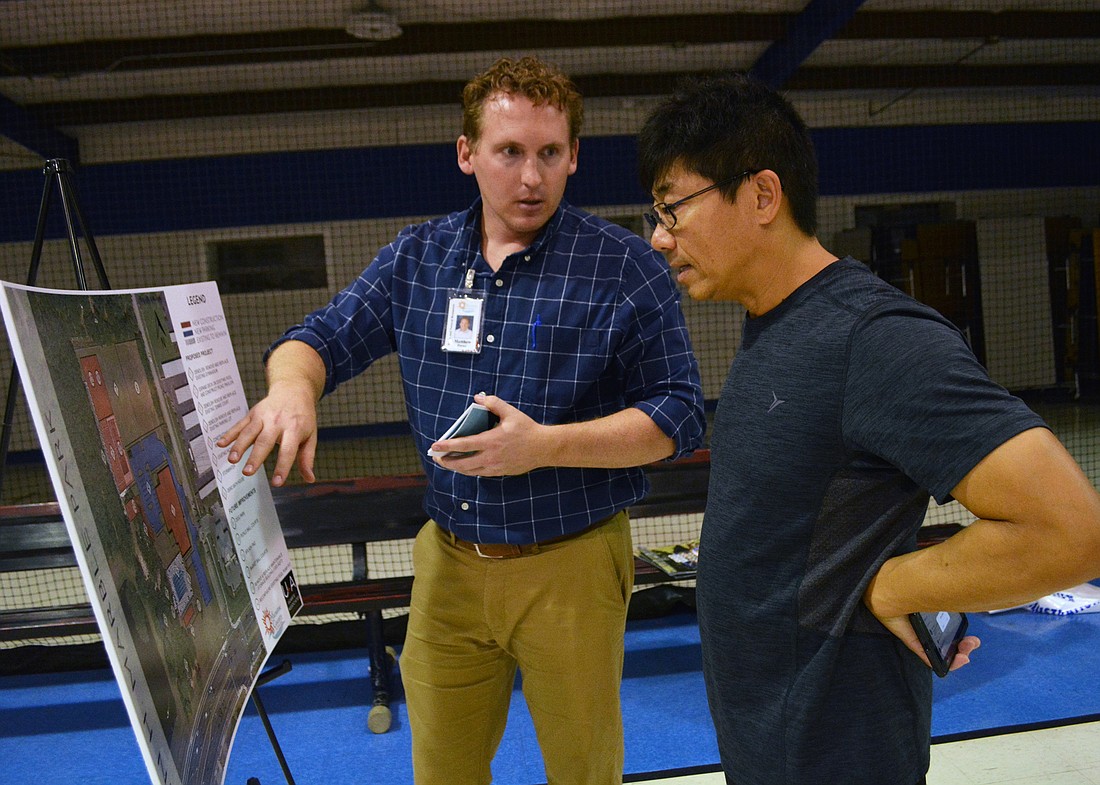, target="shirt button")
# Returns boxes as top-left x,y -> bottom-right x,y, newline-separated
461,502 -> 470,511
494,279 -> 504,287
524,255 -> 531,261
485,334 -> 495,343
